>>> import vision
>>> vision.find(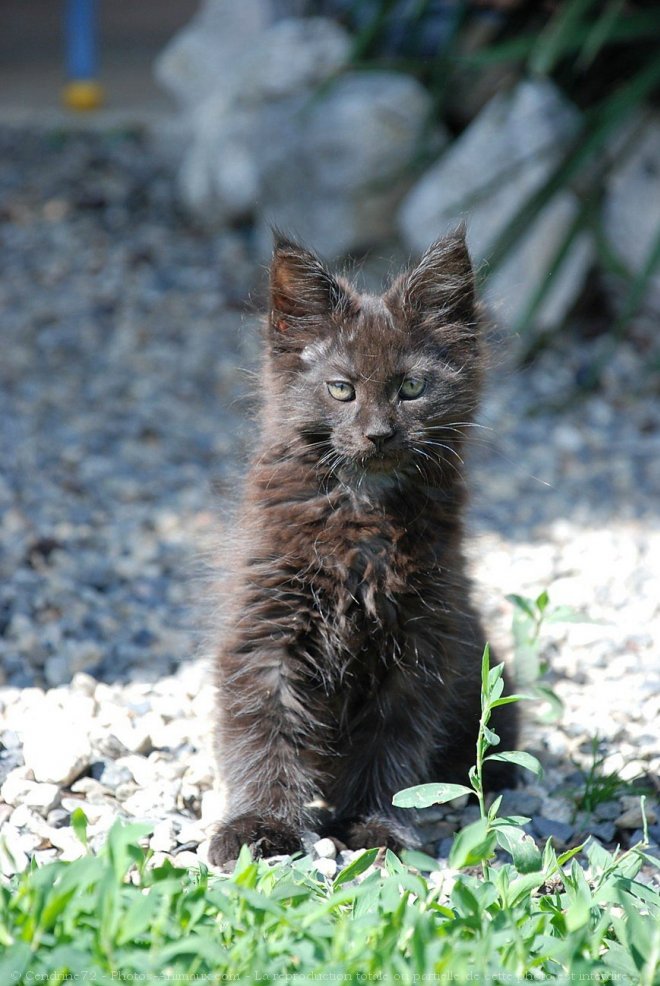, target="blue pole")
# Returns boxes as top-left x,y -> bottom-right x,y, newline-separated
63,0 -> 104,109
65,0 -> 98,81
